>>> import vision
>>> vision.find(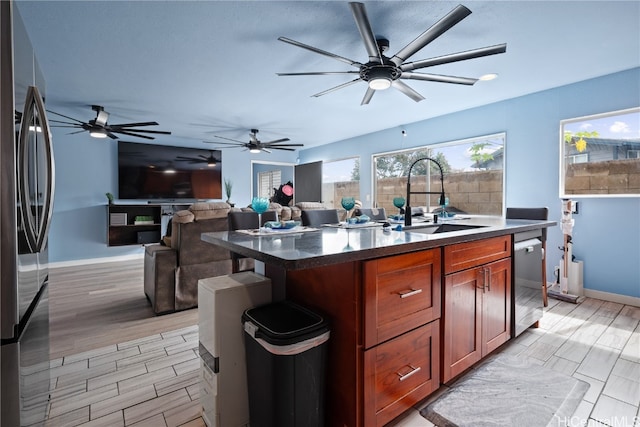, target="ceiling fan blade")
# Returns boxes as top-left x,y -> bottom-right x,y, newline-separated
210,135 -> 247,144
49,123 -> 83,129
312,78 -> 363,97
270,147 -> 296,151
111,128 -> 171,135
278,36 -> 363,68
111,121 -> 160,128
262,138 -> 290,144
391,80 -> 425,102
261,147 -> 272,153
46,110 -> 86,124
390,4 -> 472,66
361,87 -> 375,105
263,143 -> 304,148
114,130 -> 154,140
349,2 -> 384,64
401,72 -> 477,85
402,44 -> 507,71
277,71 -> 360,76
